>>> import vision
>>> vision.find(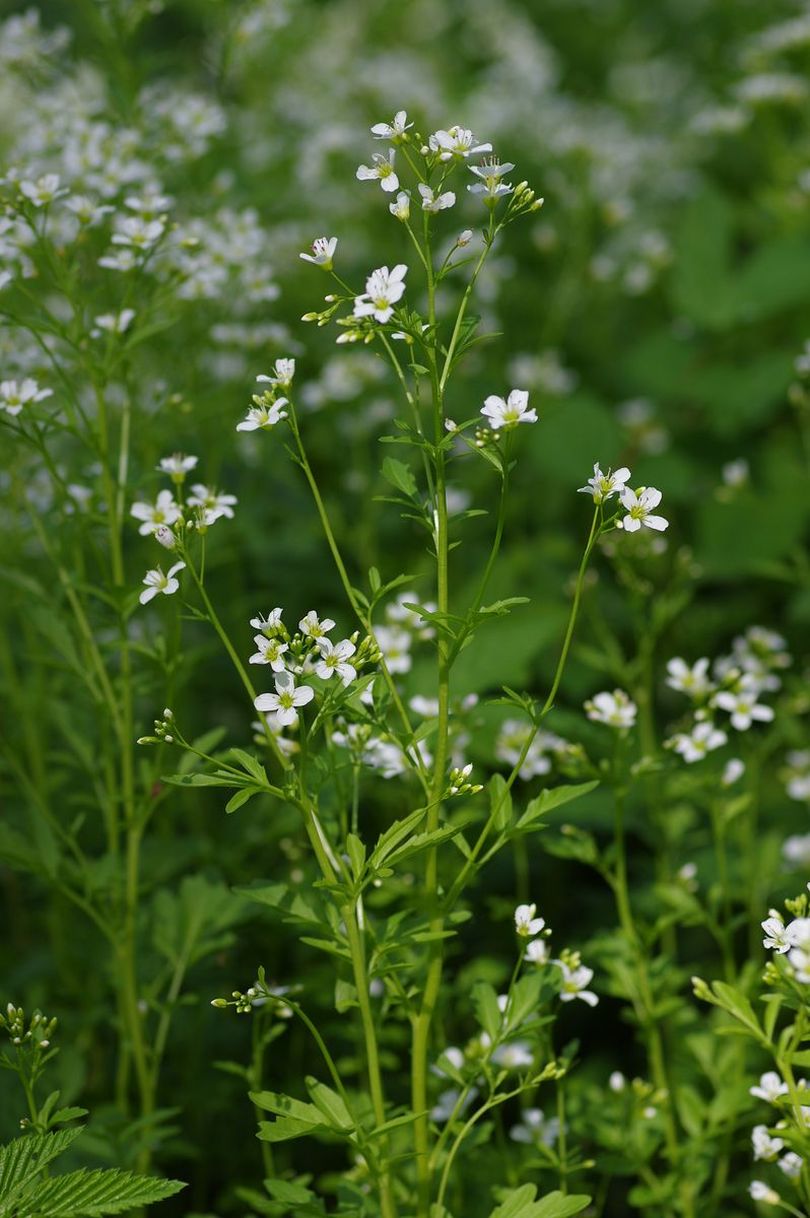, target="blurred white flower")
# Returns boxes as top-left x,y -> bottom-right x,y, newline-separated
514,903 -> 545,937
584,689 -> 637,729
